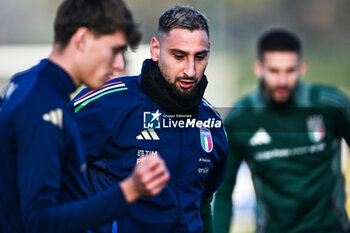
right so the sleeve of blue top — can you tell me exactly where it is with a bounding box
[14,110,128,233]
[202,127,229,199]
[202,152,227,200]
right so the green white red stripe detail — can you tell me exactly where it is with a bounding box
[74,81,122,102]
[74,81,127,112]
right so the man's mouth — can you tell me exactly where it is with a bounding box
[178,79,195,90]
[275,88,290,97]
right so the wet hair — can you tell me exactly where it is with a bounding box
[258,29,302,60]
[158,5,209,38]
[54,0,142,50]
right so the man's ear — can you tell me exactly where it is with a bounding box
[72,27,91,52]
[300,61,307,77]
[207,41,211,58]
[253,61,263,79]
[150,37,160,62]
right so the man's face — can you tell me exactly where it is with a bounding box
[78,30,127,89]
[150,28,210,98]
[254,51,306,103]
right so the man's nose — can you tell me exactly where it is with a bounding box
[184,59,196,77]
[112,52,126,73]
[278,73,288,86]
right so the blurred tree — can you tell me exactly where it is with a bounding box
[0,0,60,44]
[222,0,350,96]
[1,0,349,95]
[127,0,197,43]
[224,0,350,45]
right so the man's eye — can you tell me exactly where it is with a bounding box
[287,68,296,74]
[174,54,184,60]
[113,47,127,55]
[195,55,205,60]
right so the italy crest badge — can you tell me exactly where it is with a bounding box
[307,115,325,143]
[200,128,213,153]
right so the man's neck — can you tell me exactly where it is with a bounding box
[48,44,80,87]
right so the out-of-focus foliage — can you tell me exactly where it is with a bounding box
[0,0,61,43]
[223,0,350,43]
[0,0,349,98]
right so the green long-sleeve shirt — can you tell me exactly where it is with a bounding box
[214,82,350,233]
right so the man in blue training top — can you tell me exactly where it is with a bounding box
[0,0,169,233]
[72,5,229,233]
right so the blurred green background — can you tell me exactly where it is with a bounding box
[1,0,349,105]
[1,1,349,232]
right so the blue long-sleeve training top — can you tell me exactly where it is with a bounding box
[71,60,229,233]
[0,59,128,233]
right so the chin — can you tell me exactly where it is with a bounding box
[274,96,290,103]
[181,89,196,96]
[274,92,291,101]
[90,82,104,90]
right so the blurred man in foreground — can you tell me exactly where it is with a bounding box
[0,0,169,232]
[214,29,350,233]
[72,5,228,233]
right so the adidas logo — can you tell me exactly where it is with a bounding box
[42,108,63,130]
[249,128,271,146]
[136,129,159,140]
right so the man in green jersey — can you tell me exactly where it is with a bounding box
[213,29,350,233]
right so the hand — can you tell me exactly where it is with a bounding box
[120,154,170,203]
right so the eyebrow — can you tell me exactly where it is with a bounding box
[113,45,128,53]
[169,49,208,56]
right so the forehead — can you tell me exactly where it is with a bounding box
[262,51,299,67]
[160,28,209,52]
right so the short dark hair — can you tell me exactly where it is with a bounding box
[54,0,142,50]
[258,29,302,60]
[158,5,209,38]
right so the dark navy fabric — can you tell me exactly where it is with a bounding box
[0,59,128,233]
[72,67,229,233]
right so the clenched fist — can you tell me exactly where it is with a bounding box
[120,154,170,203]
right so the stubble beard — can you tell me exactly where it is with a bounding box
[161,72,200,100]
[261,78,297,104]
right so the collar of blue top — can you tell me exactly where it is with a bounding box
[140,59,208,118]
